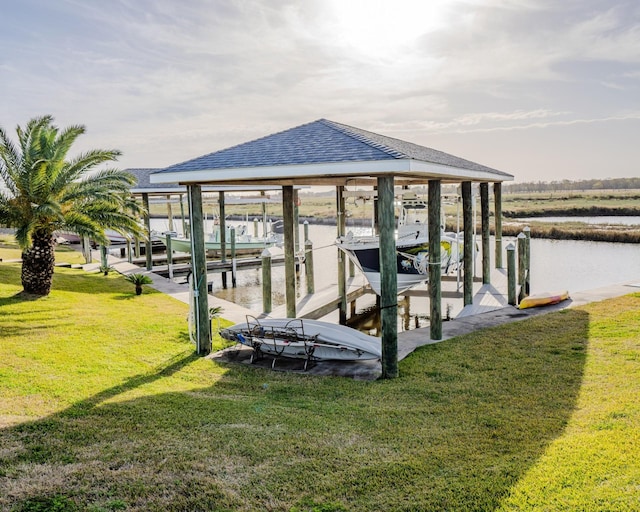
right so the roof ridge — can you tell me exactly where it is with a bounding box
[319,119,408,159]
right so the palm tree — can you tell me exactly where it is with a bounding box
[124,273,153,295]
[0,115,145,296]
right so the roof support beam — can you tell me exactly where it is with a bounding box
[429,180,442,341]
[336,186,347,324]
[282,185,297,318]
[481,182,491,284]
[378,176,398,379]
[462,181,474,305]
[494,182,503,268]
[187,184,211,355]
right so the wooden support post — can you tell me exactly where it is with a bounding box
[378,176,398,379]
[294,188,300,253]
[219,191,227,289]
[524,226,531,296]
[165,233,174,280]
[305,239,314,294]
[494,183,503,268]
[261,192,268,237]
[180,195,186,236]
[336,186,347,324]
[253,218,259,238]
[303,220,309,243]
[230,226,237,288]
[480,182,490,284]
[283,186,297,318]
[429,180,442,341]
[187,184,211,355]
[166,194,174,232]
[462,181,474,305]
[142,193,153,271]
[518,232,527,303]
[507,243,516,305]
[262,249,272,314]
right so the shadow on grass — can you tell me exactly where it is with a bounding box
[0,308,591,511]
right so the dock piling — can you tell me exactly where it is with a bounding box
[305,239,314,294]
[230,227,237,288]
[507,243,516,305]
[518,232,527,302]
[262,248,272,314]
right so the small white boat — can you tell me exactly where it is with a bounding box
[220,317,381,368]
[167,224,280,254]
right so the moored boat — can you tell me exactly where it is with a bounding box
[336,193,466,295]
[167,224,280,254]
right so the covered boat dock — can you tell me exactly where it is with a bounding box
[150,118,514,378]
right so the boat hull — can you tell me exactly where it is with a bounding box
[221,318,381,362]
[336,236,462,295]
[518,290,570,309]
[169,237,276,254]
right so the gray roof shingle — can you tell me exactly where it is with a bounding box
[155,119,511,179]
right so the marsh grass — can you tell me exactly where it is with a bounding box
[0,264,638,511]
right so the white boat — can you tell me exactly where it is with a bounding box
[220,317,381,368]
[336,194,465,295]
[167,224,280,254]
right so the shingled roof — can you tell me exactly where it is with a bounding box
[151,119,513,186]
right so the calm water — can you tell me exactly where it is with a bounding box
[516,216,640,226]
[150,218,640,313]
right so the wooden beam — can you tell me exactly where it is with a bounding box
[480,182,491,284]
[187,184,211,355]
[282,186,296,318]
[141,193,152,271]
[462,181,474,305]
[336,186,347,324]
[377,176,398,379]
[493,182,503,268]
[428,180,442,340]
[219,191,227,289]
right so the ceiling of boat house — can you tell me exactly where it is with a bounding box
[149,119,514,189]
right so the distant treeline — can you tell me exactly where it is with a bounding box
[505,177,640,193]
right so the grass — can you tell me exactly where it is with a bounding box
[0,264,638,511]
[0,234,87,266]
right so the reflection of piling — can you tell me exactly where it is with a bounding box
[507,243,516,305]
[262,249,272,314]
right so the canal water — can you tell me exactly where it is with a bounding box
[150,217,640,321]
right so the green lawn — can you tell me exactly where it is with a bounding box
[0,263,638,511]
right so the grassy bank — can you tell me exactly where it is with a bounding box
[0,264,638,511]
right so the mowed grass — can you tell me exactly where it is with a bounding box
[0,264,638,511]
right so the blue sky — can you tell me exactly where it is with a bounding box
[1,0,639,183]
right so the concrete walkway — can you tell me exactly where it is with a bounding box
[213,281,640,380]
[82,251,639,380]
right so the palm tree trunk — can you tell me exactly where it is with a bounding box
[21,230,56,296]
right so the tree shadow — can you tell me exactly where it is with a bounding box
[0,308,591,511]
